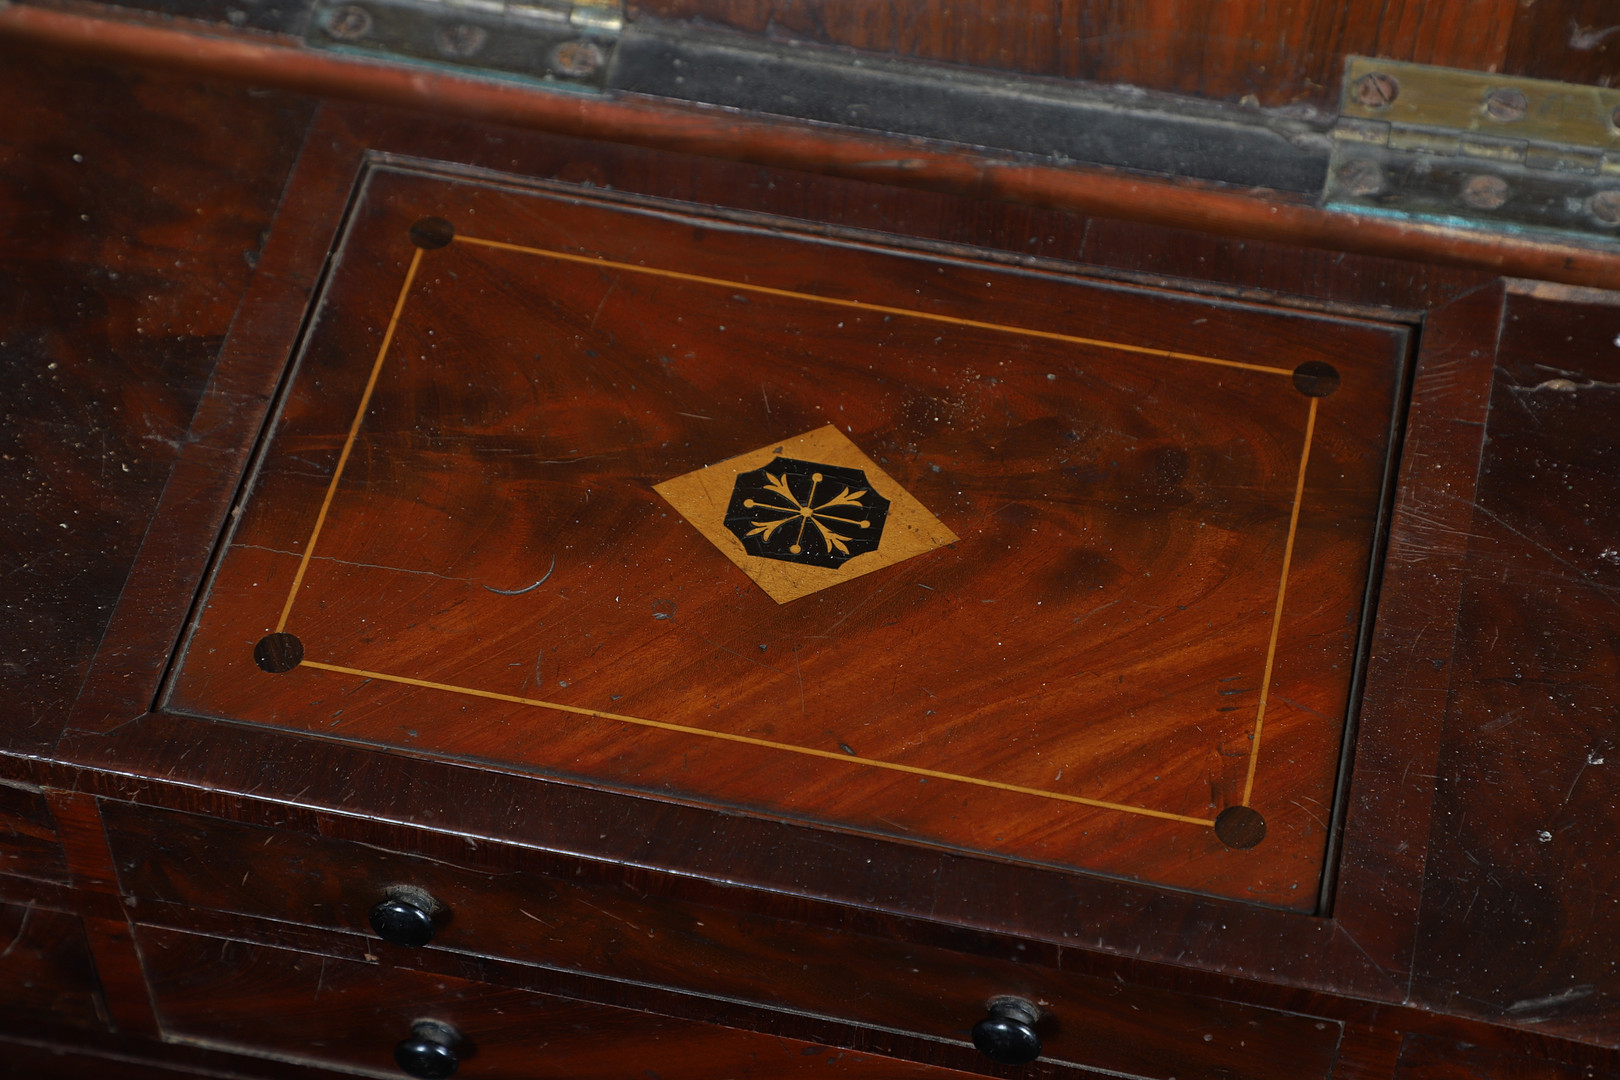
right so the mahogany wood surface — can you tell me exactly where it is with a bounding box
[164,162,1405,908]
[0,780,68,884]
[5,7,1619,292]
[51,94,1496,1012]
[48,789,163,1037]
[0,902,107,1032]
[1394,1033,1620,1080]
[0,39,315,753]
[1407,285,1620,1044]
[0,1040,357,1080]
[4,36,1620,1080]
[103,800,1345,1080]
[138,926,1005,1080]
[631,0,1618,111]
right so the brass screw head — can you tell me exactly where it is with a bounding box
[1484,86,1528,122]
[552,40,607,78]
[1336,159,1385,197]
[1460,174,1510,211]
[325,3,372,40]
[436,23,487,58]
[1588,190,1620,226]
[1353,72,1399,109]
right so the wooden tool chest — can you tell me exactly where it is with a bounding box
[2,12,1619,1080]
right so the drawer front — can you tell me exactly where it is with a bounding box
[108,801,1341,1080]
[138,925,980,1079]
[0,780,68,884]
[0,901,107,1032]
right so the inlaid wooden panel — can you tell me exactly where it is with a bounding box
[167,163,1407,910]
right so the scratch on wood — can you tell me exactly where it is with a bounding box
[485,553,556,595]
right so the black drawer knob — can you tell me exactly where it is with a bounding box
[971,997,1043,1065]
[395,1019,461,1079]
[370,891,439,948]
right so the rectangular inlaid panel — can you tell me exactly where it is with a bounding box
[167,165,1408,909]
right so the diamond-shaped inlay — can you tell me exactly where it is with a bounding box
[724,458,891,568]
[656,425,957,603]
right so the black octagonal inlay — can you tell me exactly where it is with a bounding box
[724,457,890,568]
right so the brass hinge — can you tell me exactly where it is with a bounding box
[1326,57,1620,239]
[307,0,622,91]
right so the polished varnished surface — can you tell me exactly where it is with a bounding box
[103,801,1345,1080]
[0,901,106,1031]
[7,40,1620,1080]
[632,0,1620,111]
[167,166,1404,908]
[0,42,314,754]
[140,927,991,1079]
[1409,286,1620,1041]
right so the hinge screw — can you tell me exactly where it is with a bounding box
[1609,105,1620,132]
[552,40,607,78]
[1460,174,1510,211]
[436,23,488,58]
[1336,159,1385,197]
[1588,190,1620,226]
[1353,72,1399,109]
[1484,86,1528,122]
[325,3,372,40]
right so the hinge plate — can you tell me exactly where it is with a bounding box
[307,0,622,92]
[1327,57,1620,240]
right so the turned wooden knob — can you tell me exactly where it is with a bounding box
[971,997,1042,1065]
[394,1019,460,1078]
[369,890,439,948]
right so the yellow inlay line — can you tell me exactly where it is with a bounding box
[268,230,1323,828]
[454,235,1296,378]
[1242,395,1319,807]
[299,659,1218,827]
[276,248,425,633]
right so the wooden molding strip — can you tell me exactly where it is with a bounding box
[4,4,1618,286]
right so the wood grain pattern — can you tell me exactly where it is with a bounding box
[1408,286,1620,1045]
[139,926,1001,1079]
[58,89,1505,1007]
[0,780,68,885]
[1394,1032,1620,1080]
[630,0,1373,107]
[46,790,160,1038]
[1373,0,1519,72]
[165,164,1406,908]
[0,902,108,1032]
[630,0,1611,109]
[0,1039,355,1080]
[1322,283,1504,983]
[0,41,315,754]
[103,801,1344,1080]
[6,9,1620,293]
[10,42,1620,1080]
[1504,1,1620,88]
